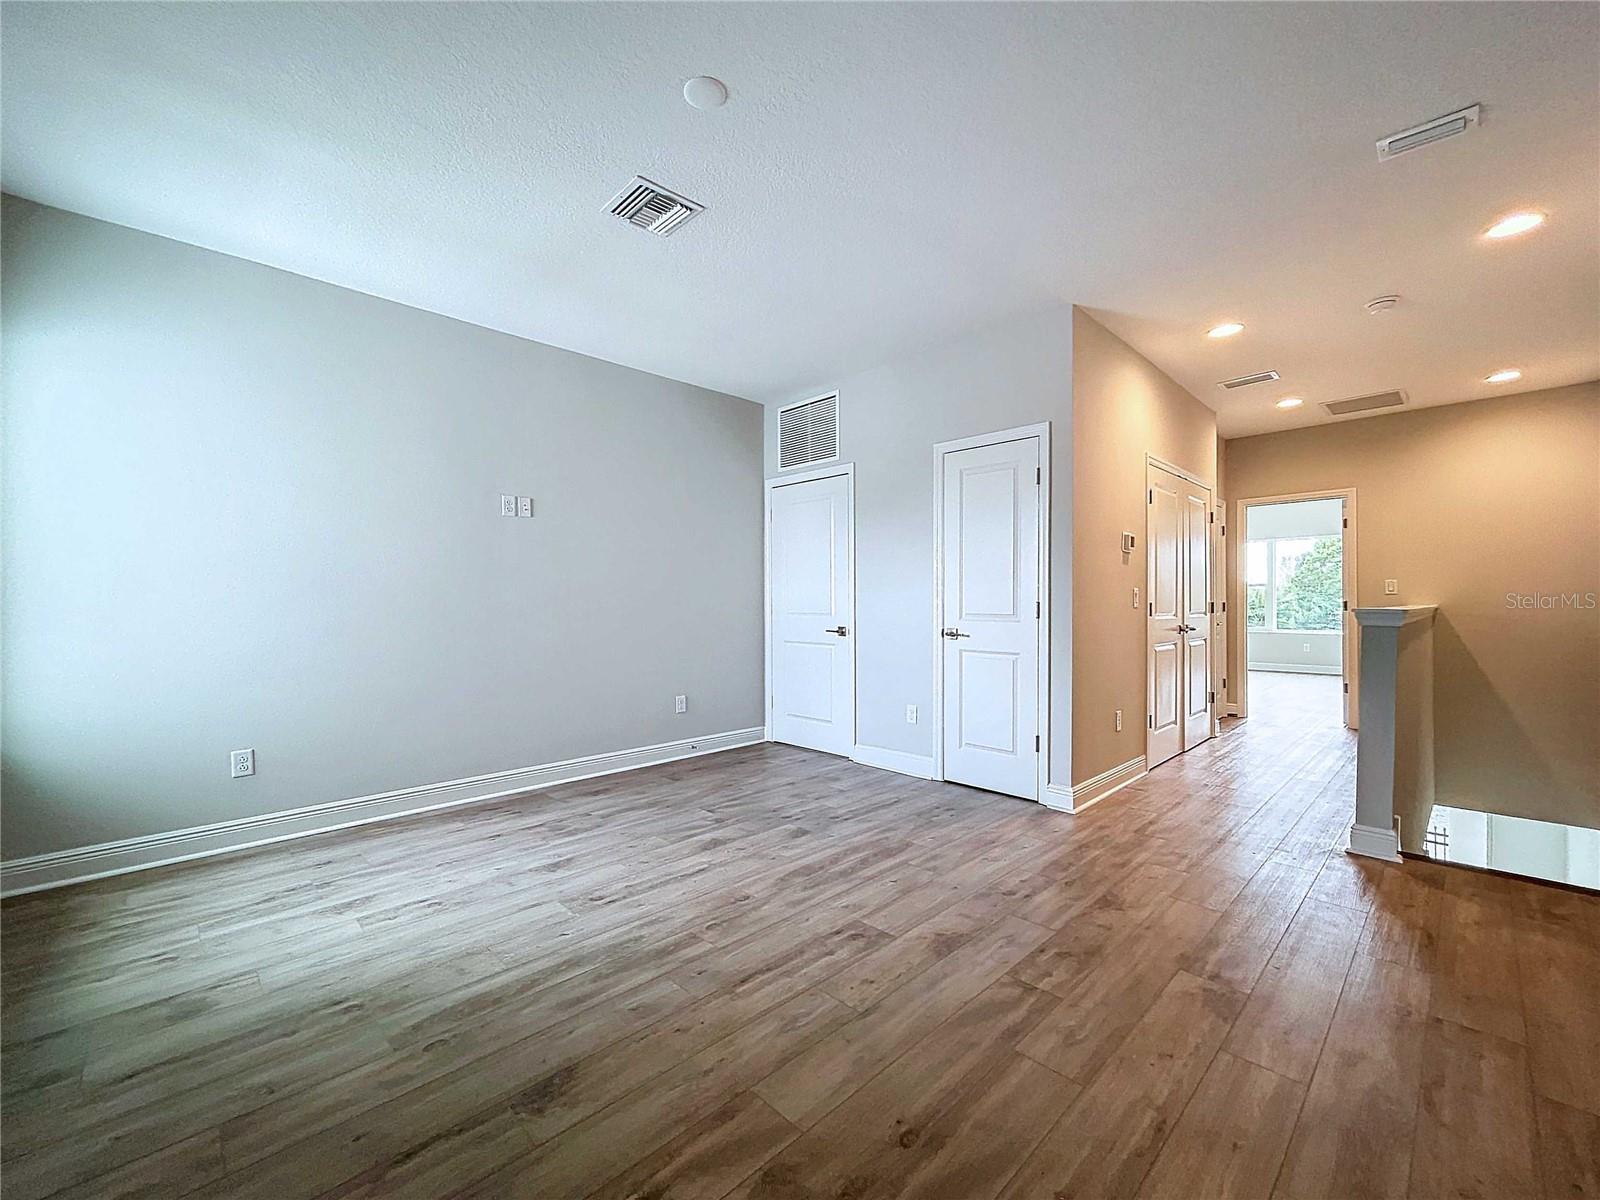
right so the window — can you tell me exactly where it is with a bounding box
[1245,535,1343,631]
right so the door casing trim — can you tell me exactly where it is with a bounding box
[1230,487,1359,728]
[764,462,857,752]
[931,422,1052,803]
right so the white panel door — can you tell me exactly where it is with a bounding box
[1148,463,1213,769]
[1147,471,1184,768]
[769,473,854,756]
[940,438,1040,800]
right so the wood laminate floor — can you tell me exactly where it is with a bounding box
[3,673,1597,1200]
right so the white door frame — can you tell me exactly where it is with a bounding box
[1231,487,1358,728]
[931,422,1052,802]
[1145,455,1214,765]
[764,462,857,747]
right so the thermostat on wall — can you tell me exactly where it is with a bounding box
[1121,532,1136,553]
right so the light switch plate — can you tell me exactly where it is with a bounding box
[1384,579,1399,595]
[674,694,687,714]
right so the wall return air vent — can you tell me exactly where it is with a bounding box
[778,394,839,470]
[608,176,703,237]
[1322,390,1408,417]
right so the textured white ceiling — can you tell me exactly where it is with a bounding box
[3,2,1596,436]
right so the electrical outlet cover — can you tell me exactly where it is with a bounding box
[517,496,534,518]
[231,748,255,778]
[500,494,517,517]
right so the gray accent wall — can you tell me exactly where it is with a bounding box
[1,197,764,860]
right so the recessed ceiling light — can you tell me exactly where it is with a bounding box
[682,76,728,110]
[1484,211,1546,239]
[1276,397,1304,409]
[1484,369,1523,384]
[1206,322,1245,339]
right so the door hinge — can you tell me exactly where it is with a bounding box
[1221,600,1227,612]
[1035,734,1040,751]
[1222,676,1228,690]
[1221,524,1226,537]
[1343,682,1350,693]
[1342,600,1349,610]
[1036,467,1041,485]
[1209,601,1215,614]
[1148,488,1153,504]
[1148,714,1154,729]
[1209,690,1215,704]
[1342,517,1348,528]
[1036,600,1041,619]
[1148,602,1153,616]
[1209,511,1215,523]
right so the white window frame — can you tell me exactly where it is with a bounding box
[1245,535,1343,635]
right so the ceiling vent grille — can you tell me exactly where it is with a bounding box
[778,394,839,470]
[1322,389,1408,417]
[608,176,703,237]
[1218,371,1281,390]
[1376,104,1480,161]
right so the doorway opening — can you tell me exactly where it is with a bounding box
[1235,492,1356,729]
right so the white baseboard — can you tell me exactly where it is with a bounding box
[1041,755,1147,814]
[850,743,935,780]
[1347,821,1401,863]
[1248,662,1342,676]
[0,727,767,897]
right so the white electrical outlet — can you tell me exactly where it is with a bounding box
[500,494,518,517]
[674,695,687,714]
[1384,579,1399,595]
[1115,709,1123,732]
[230,748,255,778]
[906,704,918,725]
[1303,642,1311,652]
[517,496,534,518]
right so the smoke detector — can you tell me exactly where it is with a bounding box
[1218,370,1281,390]
[608,177,704,237]
[1376,104,1480,161]
[1366,295,1401,314]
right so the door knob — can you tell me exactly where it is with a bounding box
[825,626,849,637]
[1176,624,1193,633]
[942,627,970,639]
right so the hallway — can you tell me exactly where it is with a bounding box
[2,688,1596,1199]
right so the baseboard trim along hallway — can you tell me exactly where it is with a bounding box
[0,727,766,897]
[1047,755,1148,814]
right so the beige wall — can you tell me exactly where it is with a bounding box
[1223,384,1600,829]
[1072,308,1218,786]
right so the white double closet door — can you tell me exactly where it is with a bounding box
[1147,462,1213,769]
[938,436,1042,801]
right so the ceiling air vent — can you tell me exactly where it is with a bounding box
[1218,371,1281,390]
[1376,104,1480,161]
[608,176,703,237]
[1322,390,1408,417]
[778,394,839,470]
